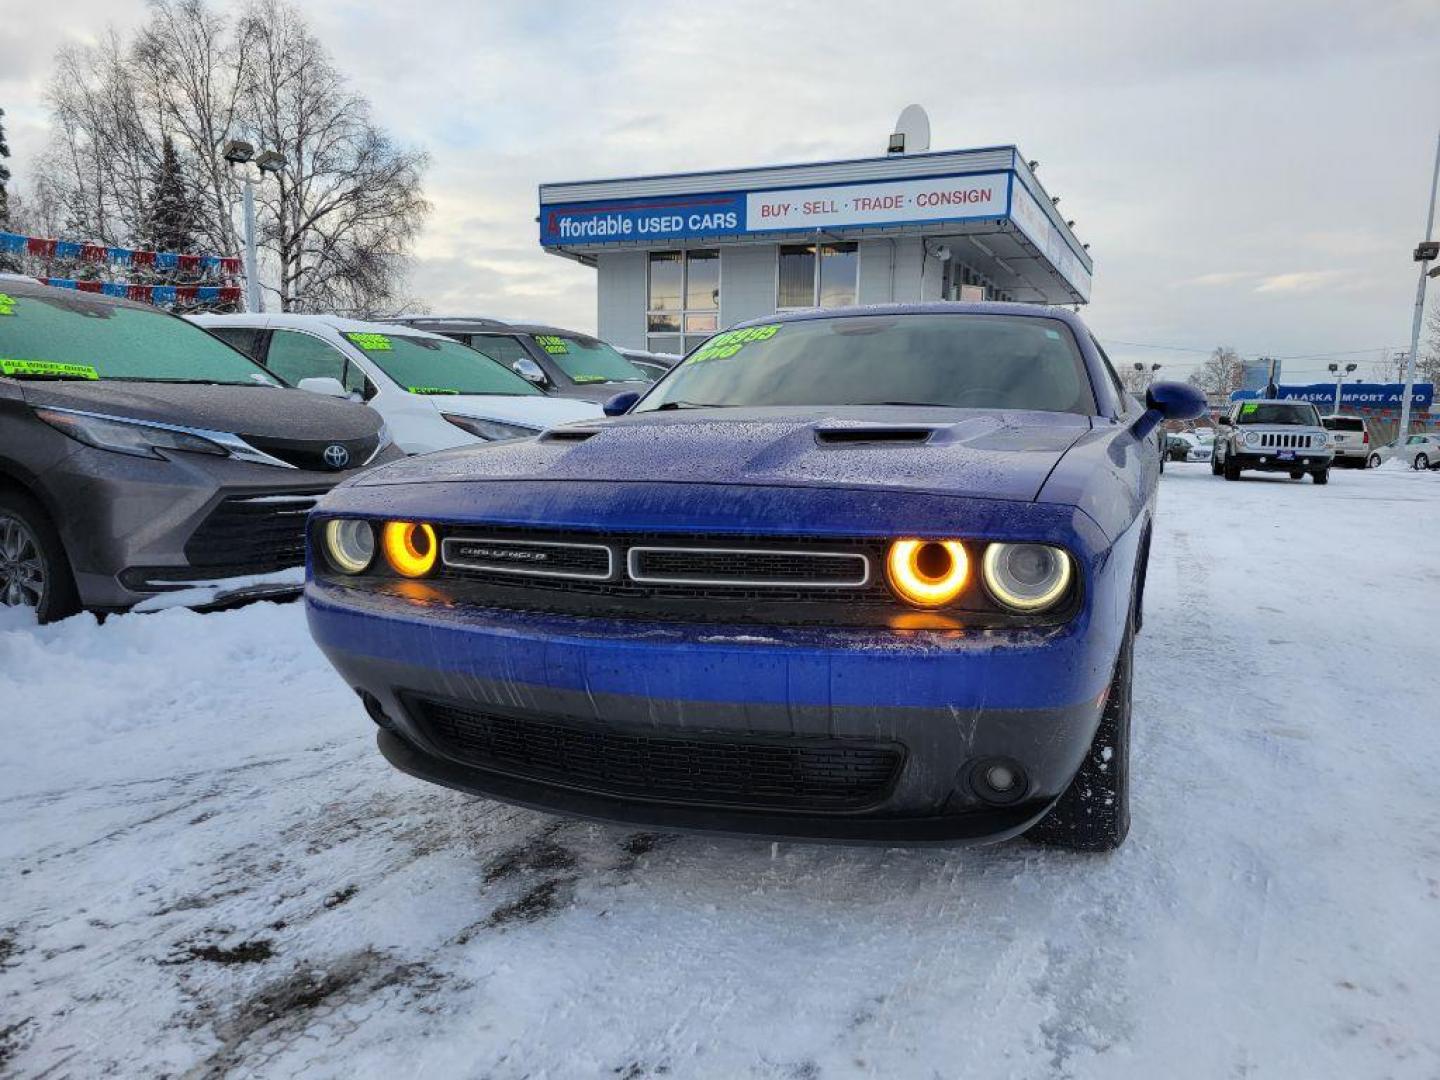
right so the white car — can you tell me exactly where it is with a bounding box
[190,314,600,454]
[1392,433,1440,470]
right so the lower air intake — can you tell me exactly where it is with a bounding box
[410,698,902,812]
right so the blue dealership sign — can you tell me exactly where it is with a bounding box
[1230,382,1434,410]
[540,192,747,246]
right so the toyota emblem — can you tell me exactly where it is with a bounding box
[322,444,351,469]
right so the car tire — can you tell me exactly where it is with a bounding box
[1027,621,1132,852]
[1368,453,1381,469]
[0,490,80,624]
[1210,452,1223,476]
[1417,453,1430,471]
[1223,455,1241,481]
[1312,468,1329,485]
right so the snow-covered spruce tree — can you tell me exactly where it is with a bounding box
[0,105,11,226]
[142,135,200,256]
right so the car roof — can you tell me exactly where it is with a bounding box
[727,300,1091,331]
[0,276,160,313]
[193,311,457,342]
[384,315,605,340]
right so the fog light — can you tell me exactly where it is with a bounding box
[382,521,438,577]
[967,757,1028,806]
[985,764,1017,792]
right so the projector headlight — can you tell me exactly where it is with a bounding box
[886,539,969,608]
[981,543,1073,613]
[1243,430,1260,447]
[382,521,438,577]
[322,519,376,574]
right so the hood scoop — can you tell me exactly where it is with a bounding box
[814,426,935,446]
[541,427,601,443]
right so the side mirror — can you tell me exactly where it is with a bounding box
[296,376,349,398]
[1145,381,1207,421]
[603,390,641,416]
[511,357,549,386]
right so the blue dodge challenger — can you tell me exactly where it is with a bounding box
[305,304,1204,851]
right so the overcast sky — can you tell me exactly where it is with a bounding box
[4,0,1439,380]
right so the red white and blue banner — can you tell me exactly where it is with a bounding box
[1,230,242,276]
[39,277,242,305]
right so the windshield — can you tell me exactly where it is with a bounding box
[1322,417,1365,432]
[345,332,543,396]
[1236,402,1320,426]
[0,291,278,385]
[636,314,1097,414]
[532,334,646,385]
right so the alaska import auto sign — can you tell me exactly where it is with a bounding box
[539,172,1009,246]
[1230,383,1435,410]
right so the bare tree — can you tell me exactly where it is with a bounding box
[1188,346,1244,399]
[25,0,428,314]
[236,0,428,314]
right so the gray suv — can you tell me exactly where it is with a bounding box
[0,280,399,621]
[1212,399,1334,483]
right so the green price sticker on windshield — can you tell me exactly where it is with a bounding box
[571,374,607,384]
[407,386,458,395]
[535,335,569,354]
[1241,402,1258,415]
[0,294,16,316]
[346,332,392,351]
[687,324,780,365]
[1,359,100,379]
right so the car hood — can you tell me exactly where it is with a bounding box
[433,393,601,427]
[21,380,382,442]
[353,406,1093,502]
[556,379,651,403]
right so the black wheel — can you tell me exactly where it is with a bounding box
[1368,453,1381,469]
[1028,623,1132,852]
[0,491,80,623]
[1223,454,1241,481]
[1312,468,1329,485]
[1417,453,1430,471]
[1289,468,1304,480]
[1210,452,1222,476]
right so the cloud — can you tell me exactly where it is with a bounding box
[6,0,1439,356]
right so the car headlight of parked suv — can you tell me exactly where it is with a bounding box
[1242,430,1260,447]
[441,414,540,442]
[35,407,290,466]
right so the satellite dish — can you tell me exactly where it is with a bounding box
[888,105,931,155]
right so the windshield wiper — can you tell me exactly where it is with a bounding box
[3,372,97,382]
[870,400,949,407]
[654,400,729,410]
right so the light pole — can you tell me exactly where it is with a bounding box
[222,140,286,313]
[1132,361,1161,388]
[1398,130,1440,440]
[1328,361,1358,412]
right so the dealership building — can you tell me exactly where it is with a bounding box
[538,141,1092,354]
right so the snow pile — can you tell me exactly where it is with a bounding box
[3,465,1439,1078]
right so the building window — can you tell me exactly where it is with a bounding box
[777,243,858,309]
[648,249,718,354]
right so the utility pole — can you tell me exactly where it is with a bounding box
[222,139,286,314]
[1328,361,1357,412]
[1398,130,1440,440]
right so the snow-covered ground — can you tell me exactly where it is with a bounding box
[3,464,1439,1079]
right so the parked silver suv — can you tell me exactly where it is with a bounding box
[1212,399,1333,483]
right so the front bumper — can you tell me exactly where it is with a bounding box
[306,580,1117,845]
[1231,449,1333,472]
[37,443,398,610]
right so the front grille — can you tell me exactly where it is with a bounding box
[628,547,869,587]
[410,697,903,812]
[1258,432,1315,449]
[440,537,612,580]
[243,433,379,472]
[185,491,324,571]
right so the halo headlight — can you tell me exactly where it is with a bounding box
[981,543,1073,613]
[886,539,969,608]
[382,521,438,578]
[322,518,375,575]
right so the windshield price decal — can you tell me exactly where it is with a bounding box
[1,358,100,379]
[0,294,16,316]
[687,324,780,364]
[535,335,569,354]
[1241,402,1259,415]
[407,386,459,395]
[571,374,607,383]
[345,332,392,351]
